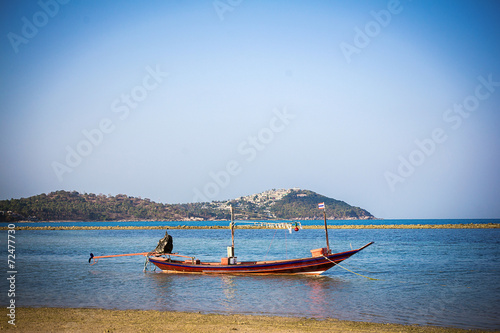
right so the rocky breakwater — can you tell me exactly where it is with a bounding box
[2,223,498,231]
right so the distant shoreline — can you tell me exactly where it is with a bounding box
[3,223,498,231]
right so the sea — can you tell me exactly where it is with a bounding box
[1,219,499,330]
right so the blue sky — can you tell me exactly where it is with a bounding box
[1,0,499,219]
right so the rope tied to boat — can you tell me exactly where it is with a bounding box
[143,256,151,272]
[322,255,379,280]
[264,228,278,261]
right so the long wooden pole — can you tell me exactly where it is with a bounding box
[91,252,149,260]
[230,205,235,254]
[323,206,330,253]
[88,252,195,265]
[88,252,149,265]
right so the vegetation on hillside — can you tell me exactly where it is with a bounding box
[269,190,373,219]
[0,191,187,222]
[0,189,374,222]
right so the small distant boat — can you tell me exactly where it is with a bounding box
[90,203,373,275]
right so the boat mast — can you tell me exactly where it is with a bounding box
[230,205,235,250]
[323,204,330,253]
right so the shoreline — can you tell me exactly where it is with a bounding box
[1,307,480,332]
[2,223,498,231]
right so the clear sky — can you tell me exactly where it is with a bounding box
[1,0,499,219]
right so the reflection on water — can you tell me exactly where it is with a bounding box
[144,271,352,319]
[303,277,337,318]
[220,276,237,312]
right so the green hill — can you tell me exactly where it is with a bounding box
[0,189,374,222]
[269,189,373,220]
[0,191,187,222]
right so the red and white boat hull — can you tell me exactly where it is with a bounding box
[147,242,373,275]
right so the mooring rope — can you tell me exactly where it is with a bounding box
[143,256,156,272]
[323,255,379,280]
[143,256,150,272]
[284,228,288,259]
[264,228,278,261]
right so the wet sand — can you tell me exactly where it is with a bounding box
[3,223,498,231]
[1,307,481,333]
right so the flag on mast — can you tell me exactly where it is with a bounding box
[318,202,325,209]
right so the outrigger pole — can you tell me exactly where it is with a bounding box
[88,252,194,265]
[88,252,149,265]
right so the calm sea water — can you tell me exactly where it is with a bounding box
[1,221,499,330]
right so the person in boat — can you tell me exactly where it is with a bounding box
[153,230,173,254]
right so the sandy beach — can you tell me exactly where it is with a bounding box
[1,307,483,333]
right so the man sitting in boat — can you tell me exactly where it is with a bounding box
[153,230,173,254]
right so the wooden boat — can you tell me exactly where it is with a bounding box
[146,242,373,275]
[146,204,372,275]
[89,203,373,276]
